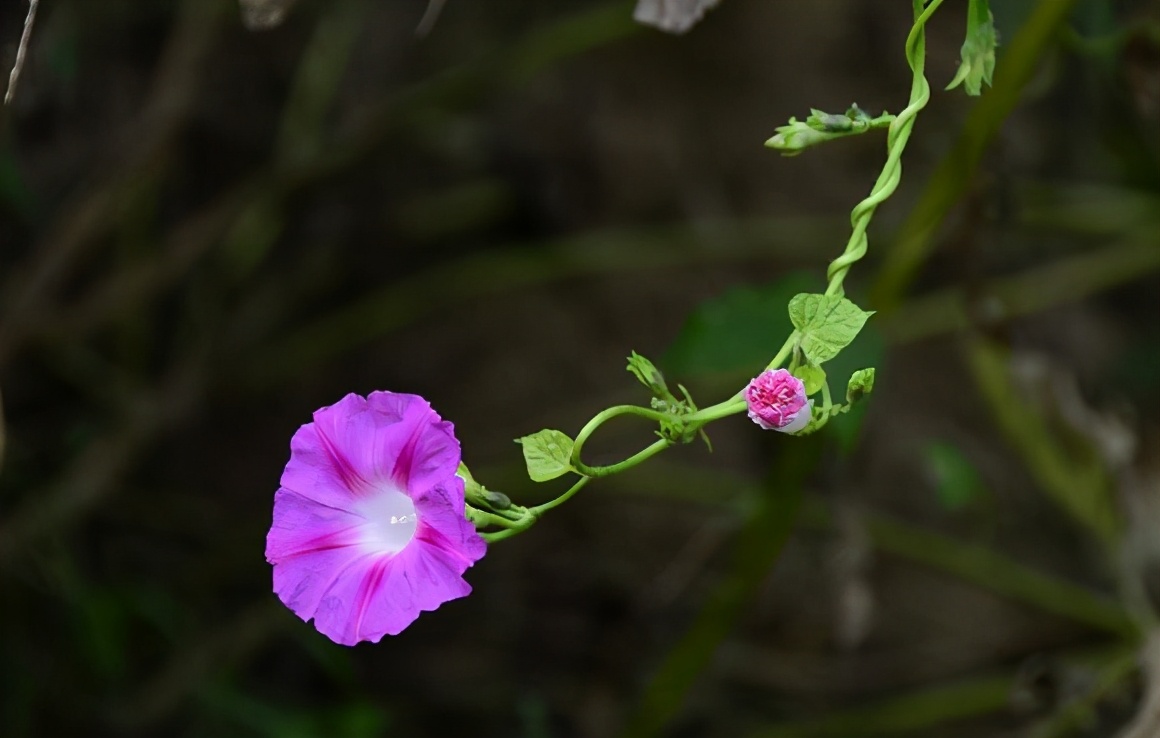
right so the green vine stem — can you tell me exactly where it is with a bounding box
[579,0,939,464]
[475,0,946,537]
[871,0,1080,309]
[569,405,673,478]
[825,0,941,298]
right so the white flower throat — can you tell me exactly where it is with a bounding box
[355,484,418,554]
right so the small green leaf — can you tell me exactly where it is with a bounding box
[792,365,826,396]
[788,293,874,364]
[946,0,997,96]
[516,429,575,482]
[846,368,876,404]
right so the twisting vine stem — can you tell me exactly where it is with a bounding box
[571,0,942,471]
[826,0,942,297]
[472,0,949,537]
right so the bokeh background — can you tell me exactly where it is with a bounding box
[2,0,1160,736]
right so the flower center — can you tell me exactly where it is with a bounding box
[355,484,418,555]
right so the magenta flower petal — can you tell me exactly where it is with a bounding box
[266,391,486,645]
[745,369,811,432]
[280,392,461,505]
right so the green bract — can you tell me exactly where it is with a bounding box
[946,0,996,96]
[788,293,874,364]
[516,429,576,482]
[627,351,674,402]
[846,367,876,403]
[764,120,831,156]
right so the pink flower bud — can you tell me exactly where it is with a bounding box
[745,369,811,433]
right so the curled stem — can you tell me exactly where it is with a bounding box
[528,476,591,516]
[573,438,672,478]
[570,405,673,477]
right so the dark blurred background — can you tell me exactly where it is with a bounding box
[2,0,1160,736]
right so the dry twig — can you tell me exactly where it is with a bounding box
[3,0,38,105]
[0,0,225,364]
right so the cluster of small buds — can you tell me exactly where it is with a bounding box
[765,104,892,156]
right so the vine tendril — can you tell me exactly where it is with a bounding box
[479,0,948,536]
[825,0,943,297]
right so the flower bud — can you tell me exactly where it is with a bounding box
[765,119,832,156]
[745,369,811,433]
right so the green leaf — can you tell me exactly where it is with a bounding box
[946,0,997,96]
[516,429,575,482]
[665,273,819,377]
[792,365,826,396]
[788,293,875,364]
[846,368,876,404]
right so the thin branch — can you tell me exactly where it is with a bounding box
[0,0,225,364]
[3,0,38,105]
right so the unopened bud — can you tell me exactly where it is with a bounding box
[745,369,811,433]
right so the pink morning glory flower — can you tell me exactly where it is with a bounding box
[745,369,811,433]
[265,391,486,645]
